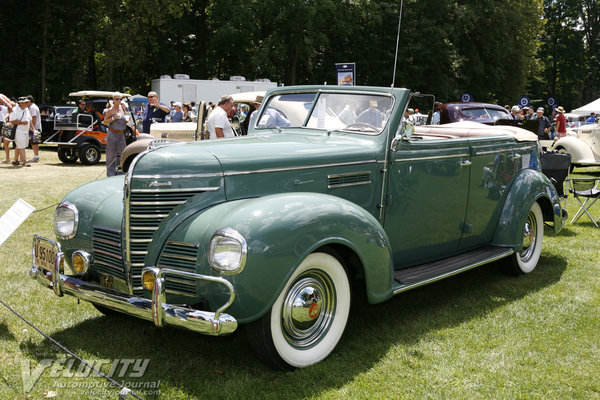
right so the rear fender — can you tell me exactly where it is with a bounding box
[552,136,595,164]
[492,169,562,248]
[167,193,393,323]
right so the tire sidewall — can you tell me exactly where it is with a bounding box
[516,202,544,273]
[269,252,350,368]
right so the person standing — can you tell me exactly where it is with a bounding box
[586,112,596,124]
[8,97,32,166]
[0,102,10,163]
[531,107,551,140]
[356,100,383,127]
[555,106,567,138]
[171,102,183,122]
[26,95,41,162]
[206,95,235,139]
[103,94,127,176]
[142,91,170,133]
[182,103,195,122]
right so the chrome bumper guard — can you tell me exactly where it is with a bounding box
[31,236,237,336]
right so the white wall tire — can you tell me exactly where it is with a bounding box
[246,252,351,370]
[503,202,544,275]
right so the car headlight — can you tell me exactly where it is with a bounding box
[208,228,247,275]
[54,202,79,239]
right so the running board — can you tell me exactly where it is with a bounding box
[392,246,514,295]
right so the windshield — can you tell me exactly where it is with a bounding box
[255,92,394,134]
[461,107,511,121]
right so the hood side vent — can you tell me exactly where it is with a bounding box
[328,171,371,189]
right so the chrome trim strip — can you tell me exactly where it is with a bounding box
[474,148,515,156]
[130,214,170,219]
[130,239,152,243]
[160,253,197,262]
[94,260,125,270]
[130,201,186,206]
[223,160,377,176]
[94,248,123,259]
[328,181,372,189]
[92,237,121,247]
[166,288,196,297]
[166,241,199,249]
[157,264,196,273]
[328,171,371,179]
[397,153,470,162]
[130,226,159,231]
[392,249,514,296]
[133,173,222,179]
[93,225,121,234]
[131,187,220,193]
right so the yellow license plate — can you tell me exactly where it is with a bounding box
[33,236,62,272]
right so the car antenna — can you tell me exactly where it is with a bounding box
[391,0,404,88]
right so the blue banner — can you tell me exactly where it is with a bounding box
[336,63,356,86]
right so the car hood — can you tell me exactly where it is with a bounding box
[132,132,380,198]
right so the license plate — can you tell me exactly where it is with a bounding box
[33,236,62,272]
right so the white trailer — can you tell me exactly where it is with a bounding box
[151,75,277,105]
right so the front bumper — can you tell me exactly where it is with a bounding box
[31,236,237,335]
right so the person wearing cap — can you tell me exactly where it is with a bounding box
[357,100,383,128]
[530,107,551,140]
[8,97,32,166]
[102,93,127,176]
[26,95,41,162]
[142,92,170,133]
[171,102,183,123]
[555,106,567,138]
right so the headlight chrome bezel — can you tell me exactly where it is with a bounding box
[208,228,248,275]
[54,201,79,240]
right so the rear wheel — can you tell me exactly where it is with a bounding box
[503,202,544,275]
[246,252,351,370]
[57,147,78,163]
[78,143,101,165]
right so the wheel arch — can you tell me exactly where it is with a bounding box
[492,169,562,249]
[553,136,595,164]
[169,193,394,323]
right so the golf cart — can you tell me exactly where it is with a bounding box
[44,91,140,165]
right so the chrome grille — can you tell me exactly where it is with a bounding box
[92,226,126,282]
[127,188,207,293]
[157,241,199,297]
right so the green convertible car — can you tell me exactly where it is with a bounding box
[32,85,566,370]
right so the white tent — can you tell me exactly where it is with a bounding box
[571,98,600,116]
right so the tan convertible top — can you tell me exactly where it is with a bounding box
[415,121,538,141]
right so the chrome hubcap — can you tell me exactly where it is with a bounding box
[281,269,335,348]
[520,211,537,262]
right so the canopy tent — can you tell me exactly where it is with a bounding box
[129,94,149,104]
[571,98,600,116]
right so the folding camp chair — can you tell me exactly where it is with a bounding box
[541,152,571,209]
[567,177,600,227]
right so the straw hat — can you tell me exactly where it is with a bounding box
[556,106,565,113]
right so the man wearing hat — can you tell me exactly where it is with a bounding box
[170,102,183,123]
[8,97,32,166]
[531,107,551,140]
[555,106,567,138]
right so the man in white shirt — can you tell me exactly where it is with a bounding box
[8,97,32,166]
[27,95,41,162]
[207,95,235,139]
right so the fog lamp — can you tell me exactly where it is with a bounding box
[142,270,156,291]
[71,250,91,274]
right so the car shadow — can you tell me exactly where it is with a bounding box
[20,255,567,399]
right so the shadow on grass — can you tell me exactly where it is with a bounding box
[19,255,567,399]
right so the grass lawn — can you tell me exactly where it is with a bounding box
[0,147,598,399]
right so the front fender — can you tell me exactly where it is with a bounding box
[492,169,562,248]
[552,136,595,164]
[168,193,393,323]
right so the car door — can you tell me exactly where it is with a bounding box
[458,136,520,250]
[384,137,471,269]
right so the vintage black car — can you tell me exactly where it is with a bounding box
[439,102,513,125]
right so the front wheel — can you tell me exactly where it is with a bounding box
[78,143,101,165]
[503,202,544,275]
[246,252,351,370]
